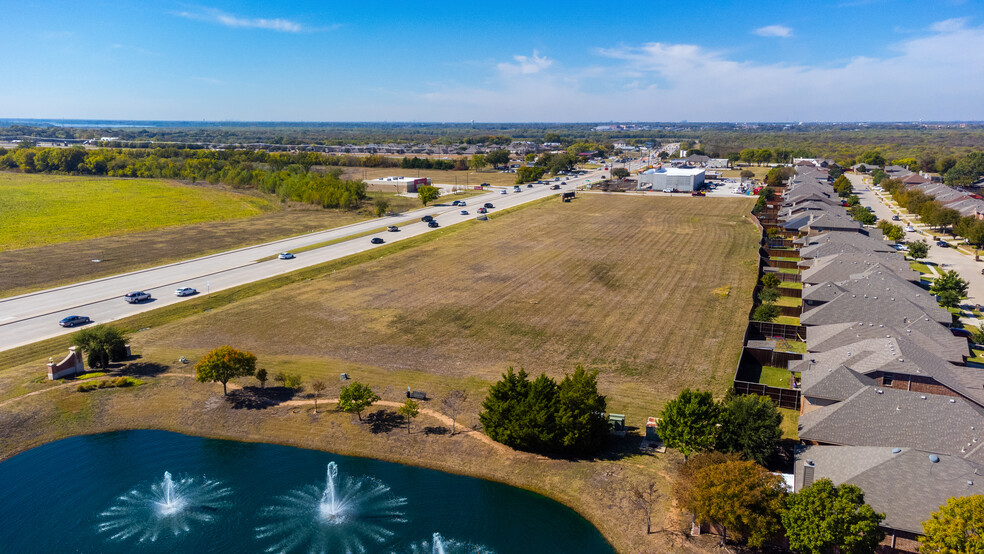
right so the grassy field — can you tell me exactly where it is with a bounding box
[721,166,772,179]
[342,166,520,188]
[0,173,274,250]
[0,194,758,553]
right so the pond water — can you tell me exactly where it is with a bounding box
[0,430,612,553]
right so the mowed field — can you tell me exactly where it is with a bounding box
[0,173,273,250]
[140,194,759,413]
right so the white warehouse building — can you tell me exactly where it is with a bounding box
[636,167,705,192]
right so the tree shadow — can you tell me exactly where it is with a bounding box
[121,361,169,377]
[365,409,403,434]
[225,386,296,410]
[422,425,449,436]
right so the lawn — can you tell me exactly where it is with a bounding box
[777,267,800,274]
[779,281,803,290]
[910,261,934,275]
[0,194,758,553]
[721,166,772,179]
[736,364,795,388]
[775,315,801,325]
[778,408,800,440]
[0,173,273,250]
[775,296,802,308]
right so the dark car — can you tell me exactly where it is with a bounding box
[427,220,439,228]
[551,184,560,190]
[950,327,973,338]
[527,183,533,188]
[59,315,91,327]
[370,237,384,244]
[451,200,461,206]
[421,215,434,222]
[387,225,399,232]
[937,240,950,247]
[891,215,901,221]
[484,203,494,209]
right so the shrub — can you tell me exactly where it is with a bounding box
[758,287,780,303]
[753,303,780,322]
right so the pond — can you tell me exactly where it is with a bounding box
[0,430,612,553]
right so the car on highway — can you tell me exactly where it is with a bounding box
[421,215,434,222]
[500,189,507,194]
[550,184,561,190]
[459,210,468,215]
[527,183,533,188]
[371,237,385,244]
[278,252,295,260]
[59,315,91,327]
[124,291,152,303]
[663,188,674,193]
[904,225,916,232]
[458,201,466,206]
[175,287,198,297]
[554,177,560,181]
[387,225,399,232]
[891,215,901,221]
[477,207,487,214]
[484,202,494,209]
[427,220,440,228]
[451,200,462,206]
[936,240,950,247]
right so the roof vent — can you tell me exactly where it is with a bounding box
[921,395,927,399]
[951,399,957,403]
[969,481,974,486]
[892,448,901,453]
[900,358,905,363]
[874,296,878,300]
[929,454,940,463]
[805,459,814,466]
[876,389,884,394]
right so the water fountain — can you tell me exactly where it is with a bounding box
[396,532,495,554]
[255,461,408,553]
[96,471,232,543]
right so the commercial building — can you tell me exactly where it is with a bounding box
[365,176,431,193]
[636,167,705,192]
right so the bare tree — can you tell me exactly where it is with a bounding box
[440,389,468,435]
[311,380,327,413]
[632,481,661,535]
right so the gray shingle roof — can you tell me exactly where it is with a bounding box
[801,253,917,285]
[802,271,949,322]
[794,445,984,534]
[800,291,948,327]
[805,320,968,363]
[800,365,876,401]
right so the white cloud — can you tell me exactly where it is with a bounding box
[497,50,553,75]
[930,17,968,32]
[175,8,308,33]
[401,19,984,122]
[754,24,793,38]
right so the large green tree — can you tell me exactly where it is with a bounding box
[194,345,257,395]
[717,393,783,465]
[920,495,984,553]
[485,149,510,169]
[71,325,129,369]
[908,239,930,261]
[782,478,885,554]
[339,381,380,421]
[930,269,969,309]
[555,366,609,455]
[658,388,721,457]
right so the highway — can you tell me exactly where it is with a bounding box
[0,168,615,352]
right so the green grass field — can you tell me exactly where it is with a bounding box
[0,173,273,250]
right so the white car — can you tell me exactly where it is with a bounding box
[278,252,295,260]
[904,226,916,233]
[175,287,198,297]
[893,244,909,252]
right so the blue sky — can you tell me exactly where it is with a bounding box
[2,0,983,122]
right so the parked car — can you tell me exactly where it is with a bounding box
[387,225,400,232]
[691,190,706,197]
[175,287,198,297]
[59,315,91,327]
[421,215,434,222]
[278,252,295,260]
[936,240,950,248]
[663,188,674,193]
[891,215,901,221]
[950,327,973,338]
[428,220,440,228]
[484,203,494,208]
[893,244,909,252]
[370,237,384,244]
[124,291,152,303]
[904,225,916,232]
[459,210,468,215]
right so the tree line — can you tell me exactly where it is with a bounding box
[0,145,368,209]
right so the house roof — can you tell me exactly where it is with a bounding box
[800,289,950,327]
[794,445,984,534]
[798,386,984,463]
[805,320,968,363]
[803,271,949,321]
[800,365,876,401]
[799,233,897,259]
[801,253,917,285]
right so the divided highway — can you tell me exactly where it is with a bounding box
[0,171,607,352]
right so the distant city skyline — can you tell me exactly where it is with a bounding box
[2,1,983,122]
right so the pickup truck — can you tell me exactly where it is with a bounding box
[124,291,152,303]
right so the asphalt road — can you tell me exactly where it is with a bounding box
[848,173,984,312]
[0,171,606,352]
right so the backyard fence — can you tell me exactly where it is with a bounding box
[732,380,801,410]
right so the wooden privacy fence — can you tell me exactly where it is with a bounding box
[750,321,807,341]
[733,380,801,410]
